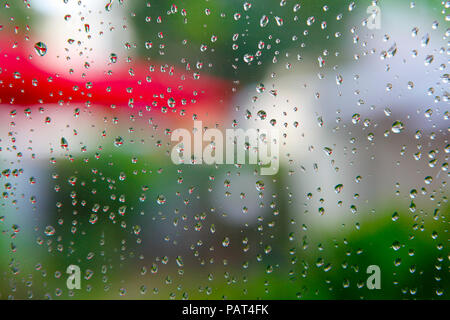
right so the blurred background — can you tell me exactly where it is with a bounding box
[0,0,448,299]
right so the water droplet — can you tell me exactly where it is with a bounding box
[256,180,265,191]
[243,54,254,63]
[391,241,401,251]
[260,15,269,27]
[256,83,265,93]
[391,121,404,133]
[424,55,434,66]
[222,237,230,247]
[421,33,430,47]
[44,225,55,236]
[156,195,166,205]
[392,212,399,221]
[114,136,124,147]
[176,256,184,267]
[109,53,118,63]
[105,0,114,11]
[334,184,344,193]
[60,137,68,149]
[274,16,283,26]
[167,97,176,108]
[257,110,267,120]
[323,147,333,156]
[34,42,47,56]
[306,16,315,26]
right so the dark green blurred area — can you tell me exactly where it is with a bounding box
[131,0,349,82]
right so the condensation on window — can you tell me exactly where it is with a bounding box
[0,0,447,300]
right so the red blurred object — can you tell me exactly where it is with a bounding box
[0,37,232,122]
